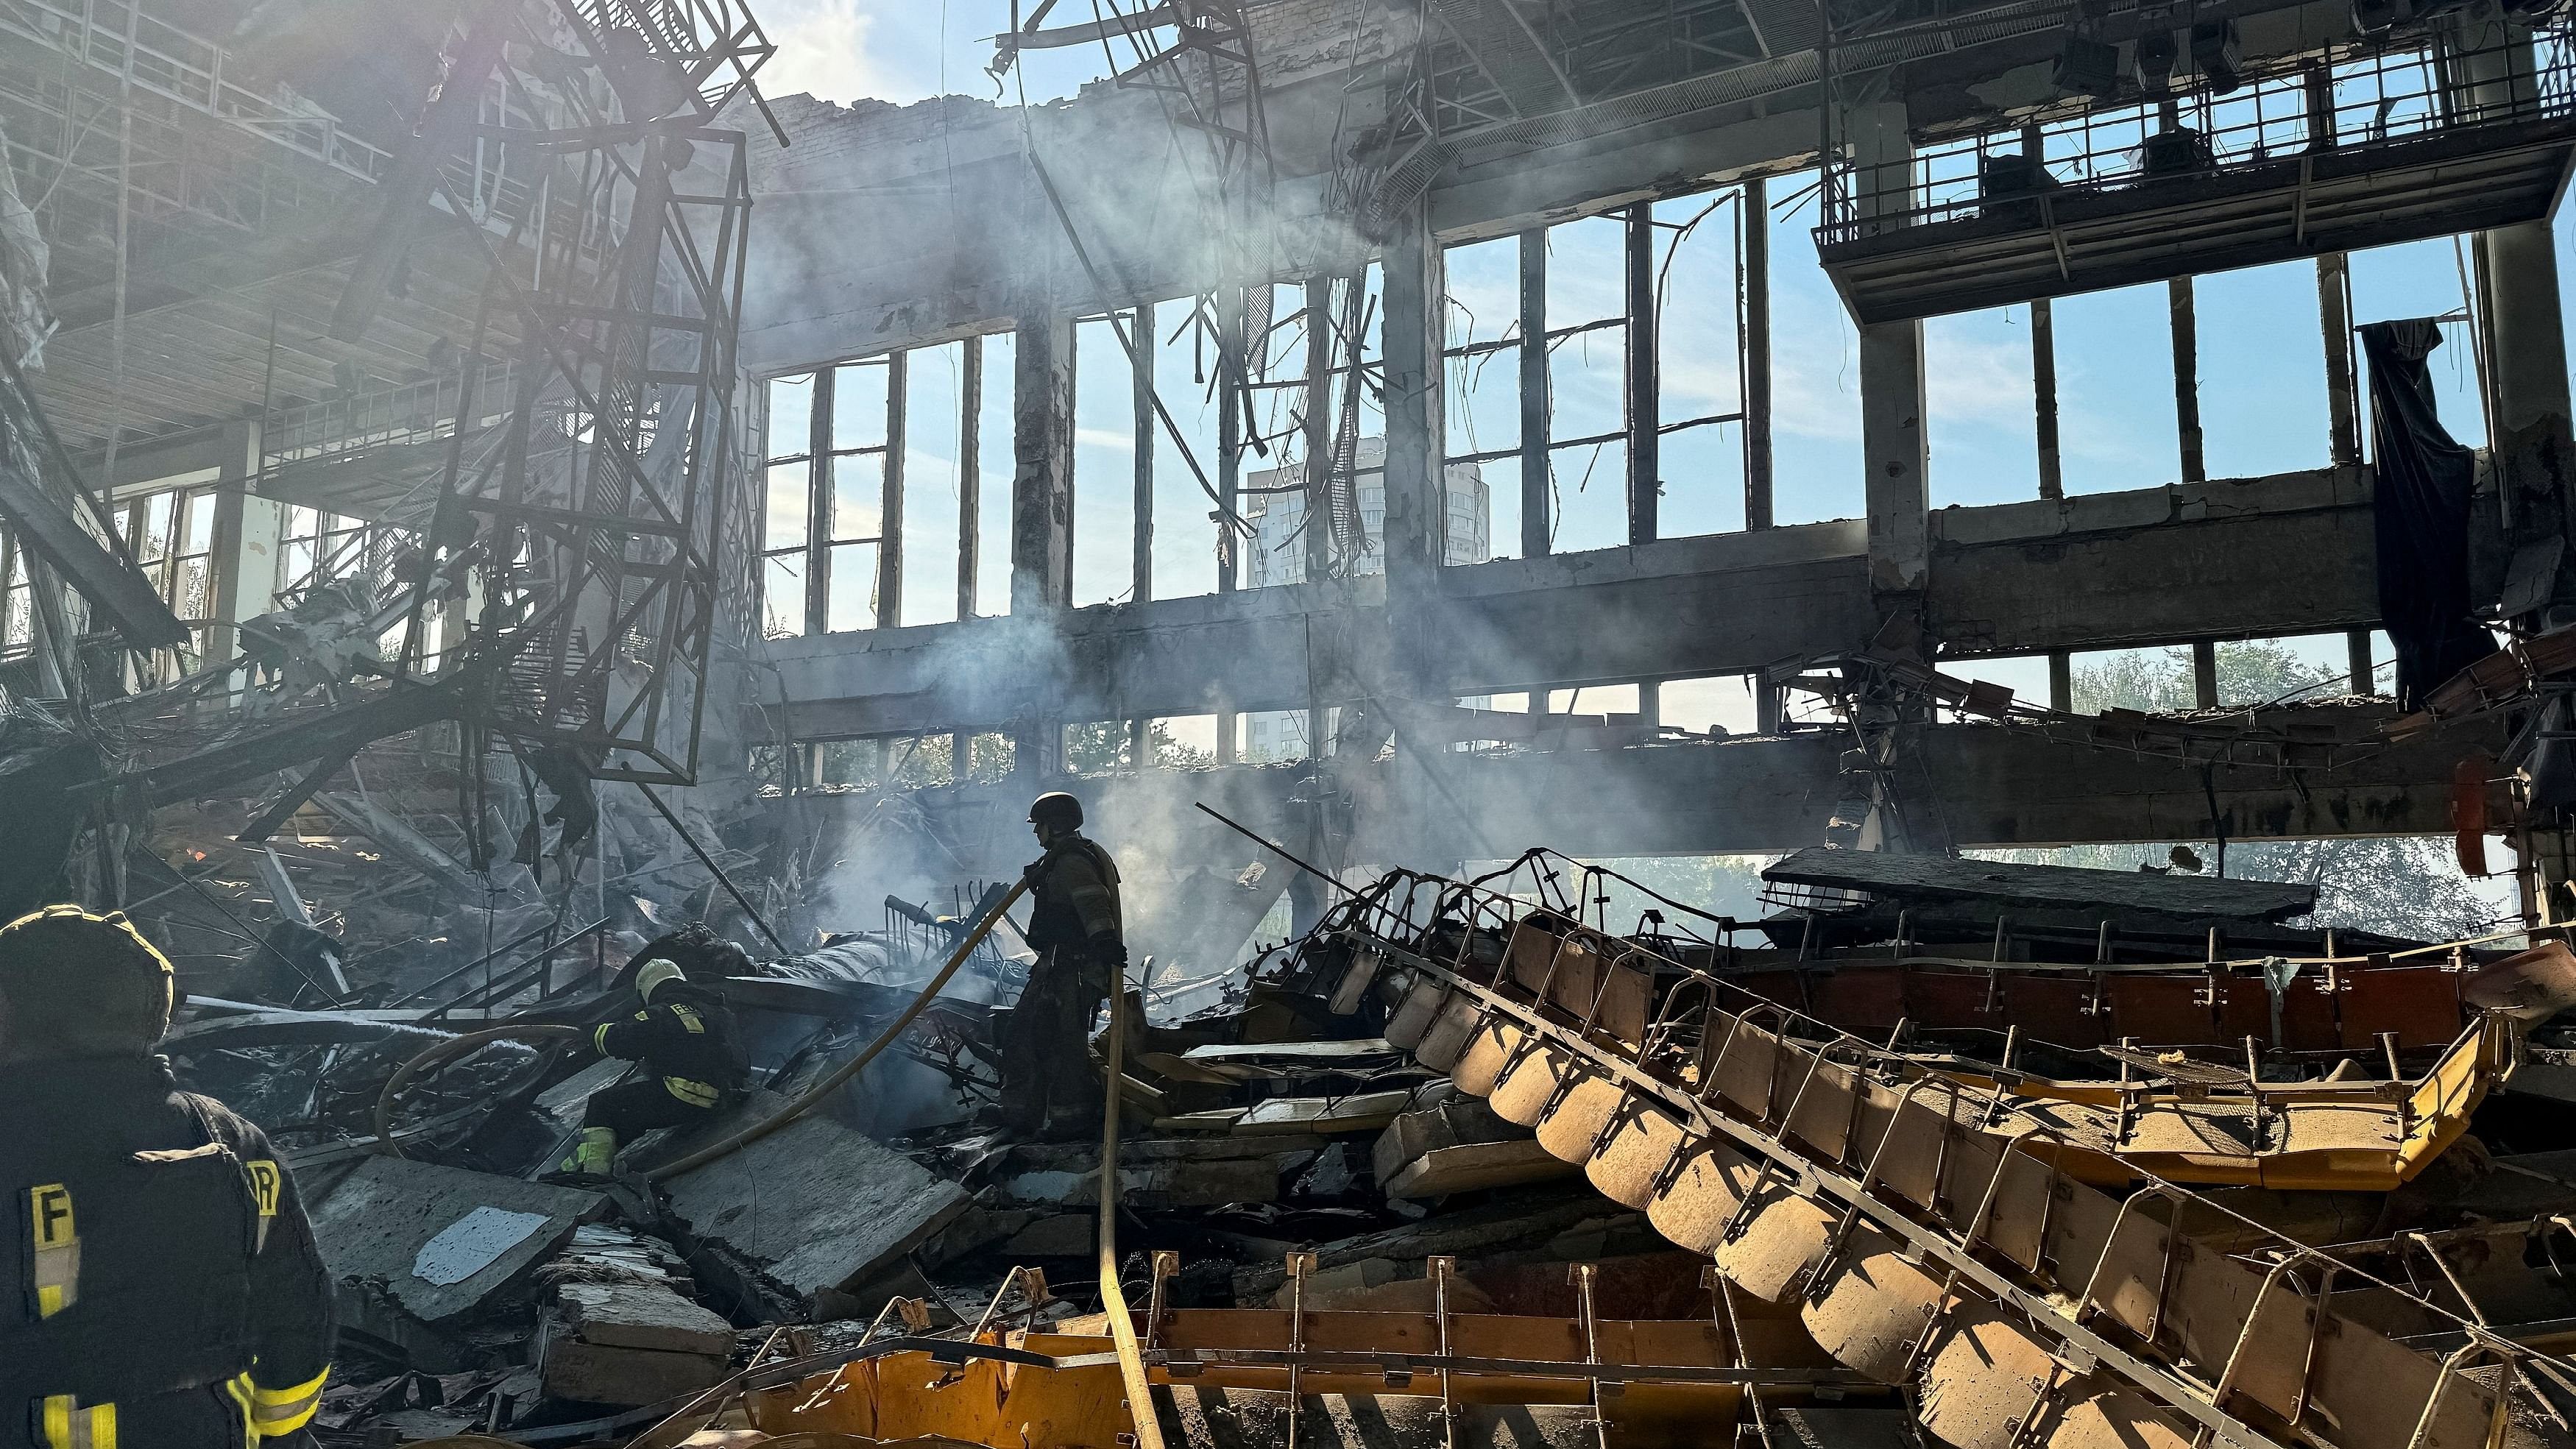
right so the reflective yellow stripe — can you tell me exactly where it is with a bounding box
[40,1395,115,1449]
[247,1365,329,1435]
[593,1022,613,1054]
[225,1374,255,1449]
[663,1076,721,1107]
[27,1183,77,1318]
[670,1004,704,1034]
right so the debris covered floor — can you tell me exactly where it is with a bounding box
[10,0,2576,1443]
[136,822,2576,1449]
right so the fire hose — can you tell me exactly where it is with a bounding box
[642,873,1030,1180]
[372,1024,585,1158]
[369,874,1032,1177]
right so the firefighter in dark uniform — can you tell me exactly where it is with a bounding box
[0,905,335,1448]
[569,957,749,1175]
[998,792,1128,1139]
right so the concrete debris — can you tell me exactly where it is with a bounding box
[310,1158,606,1326]
[537,1228,734,1406]
[83,755,2576,1449]
[648,1090,972,1317]
[1371,1090,1577,1200]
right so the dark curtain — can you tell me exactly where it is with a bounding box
[2361,319,2497,709]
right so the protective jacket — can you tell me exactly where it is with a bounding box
[1024,835,1123,956]
[1,1056,333,1448]
[592,981,749,1108]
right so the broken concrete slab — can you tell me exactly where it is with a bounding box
[1373,1094,1577,1199]
[995,1158,1280,1210]
[539,1336,729,1408]
[989,1135,1326,1209]
[1236,1089,1414,1135]
[555,1281,733,1356]
[998,1213,1097,1258]
[643,1089,971,1315]
[311,1157,604,1326]
[531,1220,734,1406]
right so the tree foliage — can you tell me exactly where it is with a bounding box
[1989,641,2510,942]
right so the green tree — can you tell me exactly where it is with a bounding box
[1985,641,2512,941]
[1062,720,1214,776]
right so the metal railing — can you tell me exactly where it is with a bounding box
[261,363,518,475]
[1818,29,2576,244]
[0,0,392,183]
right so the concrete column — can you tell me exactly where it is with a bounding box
[205,419,283,662]
[1853,105,1930,602]
[1132,300,1155,604]
[1304,280,1334,584]
[1519,229,1551,559]
[1861,321,1930,597]
[2033,298,2063,500]
[2446,10,2575,575]
[1742,176,1774,530]
[1625,204,1659,544]
[1011,312,1075,614]
[880,349,907,628]
[1380,196,1446,612]
[1217,287,1245,594]
[958,336,983,618]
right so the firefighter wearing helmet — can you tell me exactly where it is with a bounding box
[0,905,336,1447]
[998,792,1126,1138]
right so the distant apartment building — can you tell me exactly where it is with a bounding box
[1238,438,1491,589]
[1236,441,1491,762]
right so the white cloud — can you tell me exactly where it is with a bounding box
[754,0,903,106]
[1922,327,2036,426]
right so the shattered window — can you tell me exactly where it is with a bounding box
[1063,720,1136,776]
[764,339,1016,637]
[973,332,1016,617]
[1443,189,1776,553]
[1658,675,1762,737]
[1763,169,1865,525]
[760,373,815,639]
[1235,271,1387,589]
[124,483,219,635]
[1237,708,1329,764]
[815,734,957,791]
[1072,313,1139,608]
[823,359,891,634]
[1924,303,2042,507]
[1653,191,1749,538]
[1546,214,1629,554]
[1150,714,1219,769]
[0,534,28,655]
[1443,235,1521,560]
[963,731,1014,783]
[2048,282,2184,493]
[902,341,966,628]
[1152,297,1222,601]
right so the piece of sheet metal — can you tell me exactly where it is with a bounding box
[412,1206,552,1286]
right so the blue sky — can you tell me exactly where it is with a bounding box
[757,3,2576,637]
[751,1,1122,111]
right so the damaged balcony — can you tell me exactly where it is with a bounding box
[1814,29,2576,325]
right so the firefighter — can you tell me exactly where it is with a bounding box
[0,904,335,1448]
[569,957,749,1175]
[997,792,1127,1139]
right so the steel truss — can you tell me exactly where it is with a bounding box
[402,94,751,786]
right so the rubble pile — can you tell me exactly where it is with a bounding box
[127,835,2576,1448]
